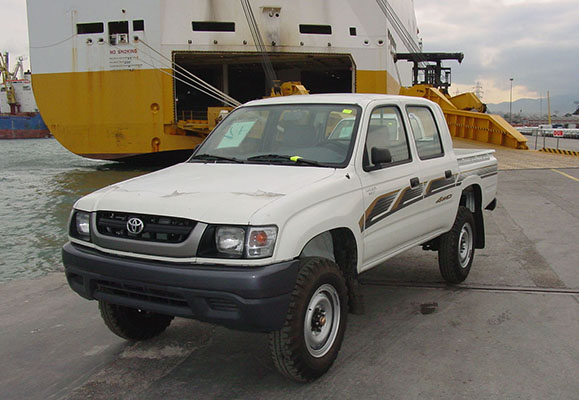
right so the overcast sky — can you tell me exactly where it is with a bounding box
[0,1,29,70]
[1,0,577,104]
[415,0,579,103]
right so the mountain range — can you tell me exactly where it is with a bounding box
[486,94,578,116]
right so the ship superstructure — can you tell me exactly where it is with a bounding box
[27,0,420,160]
[0,52,51,139]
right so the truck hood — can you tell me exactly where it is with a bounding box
[75,163,336,224]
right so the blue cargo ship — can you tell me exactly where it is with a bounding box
[0,112,51,139]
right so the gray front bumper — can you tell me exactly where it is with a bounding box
[62,242,300,332]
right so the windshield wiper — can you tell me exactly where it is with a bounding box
[247,154,291,162]
[246,154,323,167]
[190,154,244,164]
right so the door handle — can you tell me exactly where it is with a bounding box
[445,169,452,179]
[410,177,420,188]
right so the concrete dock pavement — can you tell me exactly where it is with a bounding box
[0,275,126,400]
[1,157,578,399]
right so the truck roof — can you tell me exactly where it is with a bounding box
[243,93,434,108]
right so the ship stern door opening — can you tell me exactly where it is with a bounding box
[173,52,354,130]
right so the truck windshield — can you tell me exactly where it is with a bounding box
[190,104,361,167]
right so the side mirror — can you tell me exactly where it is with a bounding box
[371,147,392,165]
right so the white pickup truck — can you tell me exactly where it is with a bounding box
[63,94,497,382]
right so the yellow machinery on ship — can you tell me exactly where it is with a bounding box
[174,84,529,151]
[176,81,309,136]
[395,52,527,150]
[401,84,528,150]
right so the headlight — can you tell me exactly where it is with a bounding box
[216,227,245,256]
[246,226,277,258]
[70,211,91,241]
[200,225,278,259]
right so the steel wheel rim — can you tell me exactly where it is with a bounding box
[458,222,473,269]
[304,283,341,358]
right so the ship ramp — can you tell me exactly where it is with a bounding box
[401,85,528,150]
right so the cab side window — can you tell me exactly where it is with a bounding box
[364,106,411,170]
[407,106,444,159]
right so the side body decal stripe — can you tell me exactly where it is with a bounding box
[360,164,496,232]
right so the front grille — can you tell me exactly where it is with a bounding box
[96,211,196,243]
[95,280,189,308]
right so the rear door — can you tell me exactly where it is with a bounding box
[405,105,458,235]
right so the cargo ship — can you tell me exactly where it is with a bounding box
[0,52,51,139]
[25,0,526,161]
[25,0,422,160]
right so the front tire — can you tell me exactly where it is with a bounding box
[99,301,173,341]
[269,257,348,382]
[438,206,476,284]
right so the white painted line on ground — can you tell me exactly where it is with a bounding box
[551,168,579,182]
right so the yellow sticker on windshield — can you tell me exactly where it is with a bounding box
[290,156,302,162]
[342,109,353,114]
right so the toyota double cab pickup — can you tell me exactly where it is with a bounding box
[63,94,497,381]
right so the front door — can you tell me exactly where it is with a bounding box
[359,105,424,268]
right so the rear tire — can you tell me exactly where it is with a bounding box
[99,301,173,341]
[269,257,348,382]
[438,206,476,284]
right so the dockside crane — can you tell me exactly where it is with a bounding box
[0,52,19,114]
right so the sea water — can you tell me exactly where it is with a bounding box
[0,139,155,281]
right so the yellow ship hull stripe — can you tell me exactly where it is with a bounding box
[31,69,399,159]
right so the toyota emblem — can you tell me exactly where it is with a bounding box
[126,217,145,234]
